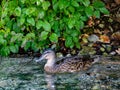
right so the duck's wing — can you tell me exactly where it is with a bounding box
[55,55,94,72]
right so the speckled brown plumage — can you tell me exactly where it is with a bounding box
[35,49,98,73]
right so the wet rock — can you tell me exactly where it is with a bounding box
[88,34,99,42]
[99,23,105,28]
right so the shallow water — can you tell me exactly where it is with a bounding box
[0,56,120,90]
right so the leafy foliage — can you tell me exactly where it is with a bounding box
[0,0,109,56]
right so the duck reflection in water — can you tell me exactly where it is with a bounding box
[45,74,56,90]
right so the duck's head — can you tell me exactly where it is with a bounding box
[35,49,56,63]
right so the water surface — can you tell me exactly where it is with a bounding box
[0,56,120,90]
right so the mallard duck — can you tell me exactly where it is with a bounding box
[35,49,99,73]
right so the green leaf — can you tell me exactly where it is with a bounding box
[82,0,90,6]
[27,17,35,26]
[49,33,58,43]
[73,37,79,43]
[65,37,74,48]
[0,46,10,56]
[38,10,45,19]
[99,7,109,15]
[19,16,25,25]
[79,20,84,29]
[0,35,7,45]
[76,42,81,49]
[93,1,105,9]
[53,2,58,11]
[25,7,36,16]
[36,20,43,29]
[14,7,21,16]
[21,38,27,48]
[68,6,75,13]
[43,21,51,32]
[85,6,94,17]
[26,33,35,39]
[40,31,49,40]
[58,0,69,9]
[71,1,79,7]
[31,42,39,52]
[9,44,19,53]
[94,11,100,18]
[13,23,20,33]
[42,1,50,10]
[80,16,87,21]
[0,38,6,45]
[71,30,79,37]
[10,35,18,42]
[24,42,31,51]
[68,18,75,29]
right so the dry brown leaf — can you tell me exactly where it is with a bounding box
[116,48,120,55]
[87,17,95,27]
[114,0,120,5]
[103,28,110,34]
[100,35,110,43]
[111,31,120,41]
[94,29,102,34]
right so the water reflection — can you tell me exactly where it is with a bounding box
[45,74,56,90]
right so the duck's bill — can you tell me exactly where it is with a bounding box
[35,56,44,62]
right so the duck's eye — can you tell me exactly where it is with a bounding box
[43,51,51,55]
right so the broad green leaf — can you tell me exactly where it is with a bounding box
[71,30,79,37]
[100,7,109,15]
[40,31,49,40]
[0,46,10,56]
[53,2,58,11]
[38,10,45,19]
[49,33,58,43]
[58,0,65,9]
[71,1,79,7]
[43,21,51,32]
[24,42,31,51]
[52,21,60,37]
[14,7,21,16]
[21,38,27,48]
[42,1,50,10]
[10,35,18,42]
[9,44,19,53]
[68,18,75,29]
[58,0,69,9]
[2,7,8,18]
[68,6,75,13]
[27,17,35,26]
[73,37,79,43]
[76,42,81,49]
[31,42,39,52]
[13,23,20,33]
[0,35,6,44]
[82,0,90,6]
[93,1,105,9]
[94,11,100,18]
[36,20,43,29]
[19,16,25,25]
[78,6,85,11]
[25,7,36,16]
[26,33,35,39]
[80,16,87,21]
[85,6,94,17]
[79,20,84,29]
[65,37,74,48]
[20,0,25,4]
